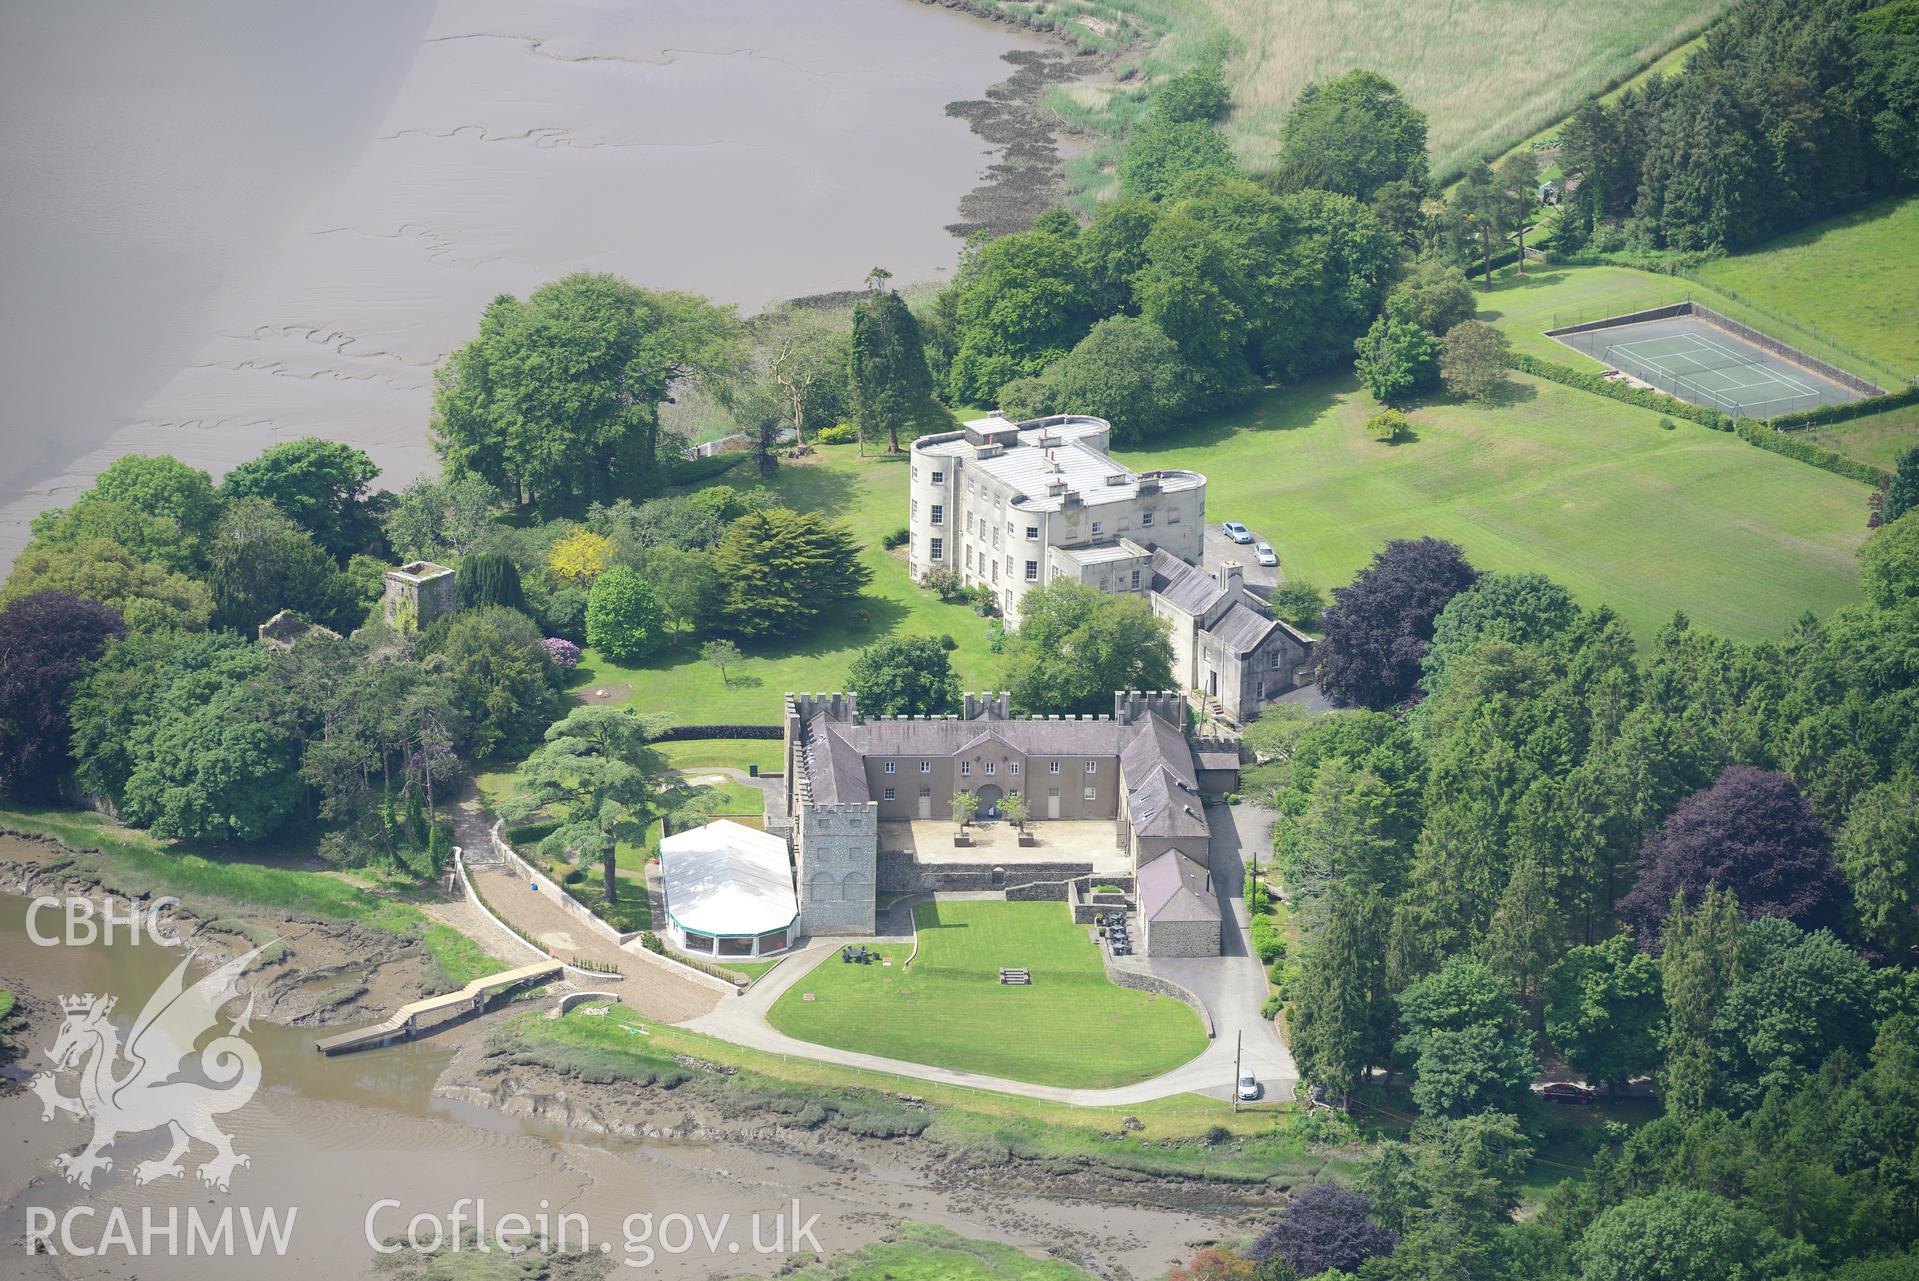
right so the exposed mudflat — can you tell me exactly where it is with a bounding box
[0,830,1267,1278]
[0,0,1087,567]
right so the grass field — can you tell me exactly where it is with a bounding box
[656,738,785,774]
[589,353,1870,735]
[980,0,1725,188]
[1117,369,1868,642]
[766,900,1208,1088]
[573,448,1002,727]
[1477,262,1889,382]
[1688,195,1919,380]
[1800,404,1919,472]
[1473,31,1704,184]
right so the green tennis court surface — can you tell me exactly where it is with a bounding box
[1555,314,1868,418]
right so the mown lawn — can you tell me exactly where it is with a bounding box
[1800,404,1919,472]
[587,271,1875,740]
[577,448,1000,728]
[656,737,785,774]
[1117,369,1867,643]
[1476,262,1885,381]
[767,900,1208,1089]
[1688,194,1919,379]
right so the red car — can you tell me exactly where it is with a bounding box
[1540,1082,1597,1104]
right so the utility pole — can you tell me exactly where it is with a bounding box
[1233,1030,1242,1113]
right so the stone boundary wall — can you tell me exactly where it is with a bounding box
[876,850,1096,894]
[1071,875,1137,924]
[451,846,624,983]
[488,823,740,997]
[1006,878,1073,902]
[1545,301,1884,397]
[549,990,624,1017]
[1098,940,1215,1038]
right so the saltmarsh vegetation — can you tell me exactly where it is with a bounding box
[507,1004,1325,1184]
[0,805,502,987]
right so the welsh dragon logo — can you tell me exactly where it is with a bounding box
[31,945,267,1191]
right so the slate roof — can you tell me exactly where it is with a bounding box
[1128,765,1211,838]
[1195,745,1241,773]
[796,706,1213,850]
[1121,712,1196,789]
[1138,850,1220,923]
[1210,601,1280,654]
[1150,547,1225,617]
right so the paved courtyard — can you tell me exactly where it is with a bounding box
[879,819,1132,874]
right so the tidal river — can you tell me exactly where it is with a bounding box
[0,851,1227,1278]
[0,0,1049,567]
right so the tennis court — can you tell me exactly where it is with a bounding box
[1553,312,1868,419]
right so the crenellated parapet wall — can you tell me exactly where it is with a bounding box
[796,800,879,937]
[1115,690,1188,726]
[962,691,1012,720]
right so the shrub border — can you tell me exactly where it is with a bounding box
[655,724,782,742]
[1768,383,1919,432]
[1505,350,1731,429]
[1732,422,1890,486]
[1505,350,1891,487]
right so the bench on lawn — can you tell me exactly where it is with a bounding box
[998,967,1031,985]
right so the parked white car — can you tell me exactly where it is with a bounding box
[1221,520,1253,544]
[1253,541,1278,567]
[1237,1070,1261,1101]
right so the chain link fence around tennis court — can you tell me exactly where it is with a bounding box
[1602,344,1823,419]
[1549,303,1871,421]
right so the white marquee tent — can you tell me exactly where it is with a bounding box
[659,819,799,957]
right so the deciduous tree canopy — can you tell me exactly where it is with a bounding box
[0,592,125,800]
[1315,537,1480,709]
[1617,765,1847,948]
[432,273,739,514]
[847,635,961,718]
[1000,580,1174,716]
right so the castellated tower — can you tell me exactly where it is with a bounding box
[795,802,878,937]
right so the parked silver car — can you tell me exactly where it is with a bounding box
[1221,520,1253,544]
[1253,541,1278,567]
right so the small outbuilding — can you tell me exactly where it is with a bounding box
[1137,849,1221,957]
[659,819,799,958]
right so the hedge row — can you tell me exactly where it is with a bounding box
[1507,349,1892,487]
[1506,350,1732,429]
[1769,383,1919,432]
[667,452,748,485]
[655,724,783,742]
[1733,422,1891,486]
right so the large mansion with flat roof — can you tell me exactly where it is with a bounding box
[907,412,1315,723]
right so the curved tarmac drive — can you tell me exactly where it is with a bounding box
[681,802,1297,1107]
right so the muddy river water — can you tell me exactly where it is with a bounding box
[0,0,1054,567]
[0,863,1230,1278]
